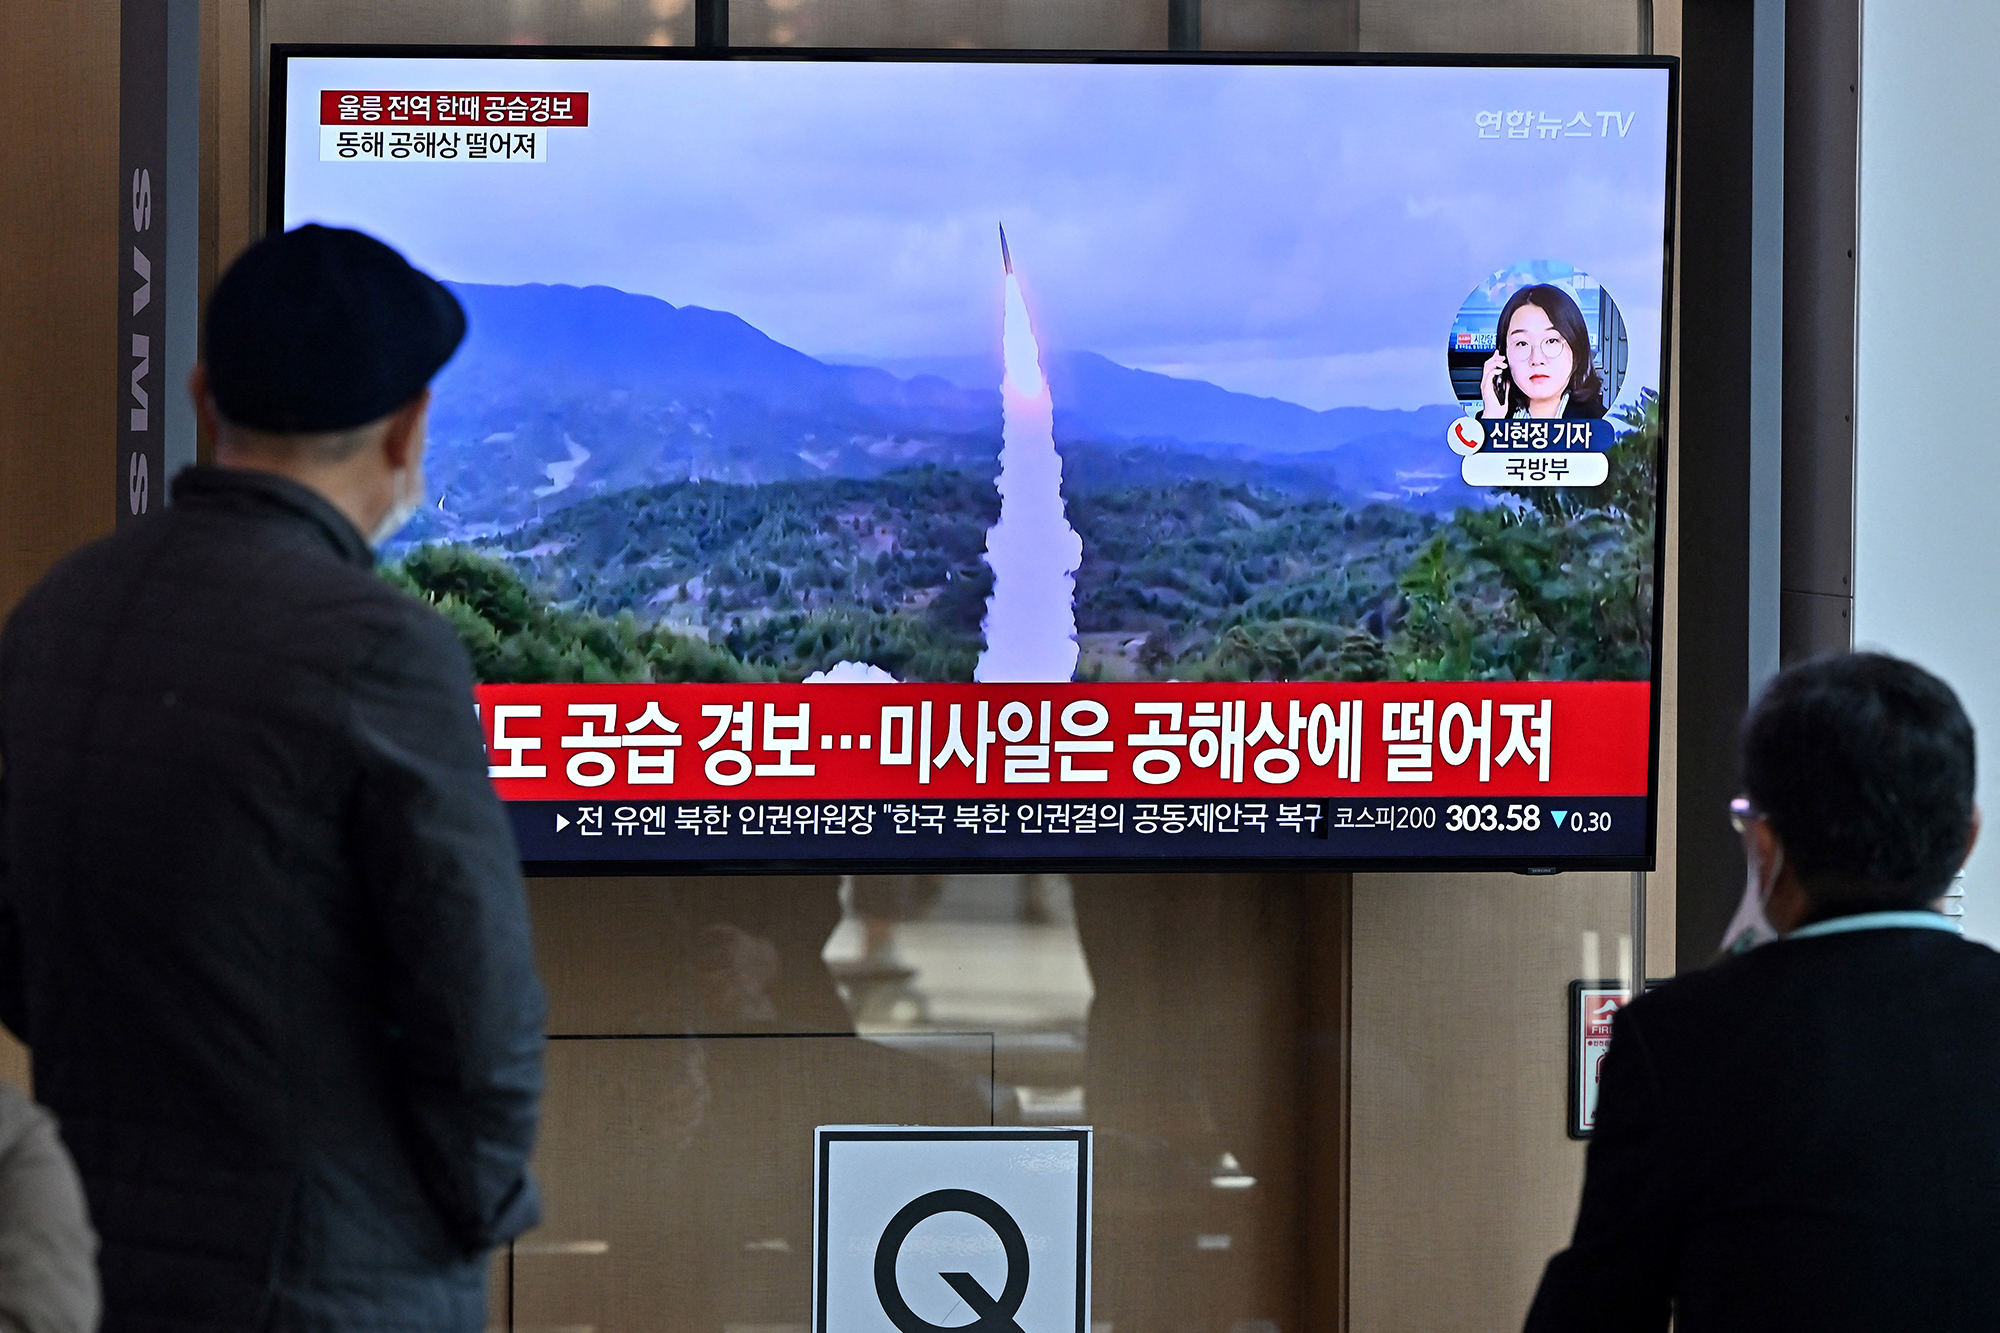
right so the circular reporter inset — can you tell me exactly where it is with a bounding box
[1447,261,1628,422]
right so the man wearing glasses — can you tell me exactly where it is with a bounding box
[1526,652,1994,1332]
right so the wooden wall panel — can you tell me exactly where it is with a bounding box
[0,0,122,1089]
[1347,869,1633,1331]
[0,0,121,621]
[523,872,1340,1332]
[200,0,257,473]
[200,0,256,361]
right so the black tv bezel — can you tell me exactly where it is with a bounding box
[269,44,1679,878]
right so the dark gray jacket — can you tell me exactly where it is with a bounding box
[1526,925,2000,1332]
[0,467,545,1333]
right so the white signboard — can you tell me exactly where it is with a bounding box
[814,1127,1091,1333]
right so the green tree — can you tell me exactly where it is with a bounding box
[1179,619,1389,682]
[383,545,762,684]
[1381,390,1659,682]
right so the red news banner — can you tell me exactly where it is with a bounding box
[319,90,590,127]
[476,681,1651,803]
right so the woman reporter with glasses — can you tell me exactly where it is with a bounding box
[1477,282,1609,422]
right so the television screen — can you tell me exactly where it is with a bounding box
[272,48,1675,872]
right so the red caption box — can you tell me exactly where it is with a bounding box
[319,90,589,126]
[474,679,1652,803]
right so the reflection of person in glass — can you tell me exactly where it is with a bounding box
[1478,283,1608,420]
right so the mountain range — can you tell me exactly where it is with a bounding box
[413,281,1477,543]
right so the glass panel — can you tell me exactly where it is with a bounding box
[728,0,1162,50]
[1357,0,1645,55]
[1346,869,1642,1328]
[525,873,1317,1332]
[823,874,1092,1097]
[522,1032,995,1333]
[1065,875,1306,1333]
[265,0,1648,55]
[1200,0,1358,53]
[826,874,1307,1327]
[264,0,698,50]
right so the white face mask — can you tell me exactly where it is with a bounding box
[369,458,427,548]
[1721,840,1785,954]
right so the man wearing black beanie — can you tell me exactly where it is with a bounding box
[0,225,546,1333]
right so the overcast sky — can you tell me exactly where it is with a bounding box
[286,56,1669,411]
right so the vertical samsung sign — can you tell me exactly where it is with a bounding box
[118,0,198,526]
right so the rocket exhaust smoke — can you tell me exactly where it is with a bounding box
[976,227,1083,683]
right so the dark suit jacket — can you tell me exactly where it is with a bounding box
[0,468,546,1333]
[1526,923,2000,1332]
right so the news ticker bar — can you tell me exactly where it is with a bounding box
[507,795,1650,865]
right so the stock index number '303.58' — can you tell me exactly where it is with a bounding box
[1442,803,1617,833]
[1445,802,1539,832]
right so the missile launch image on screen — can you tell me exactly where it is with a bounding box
[977,224,1083,683]
[288,56,1668,688]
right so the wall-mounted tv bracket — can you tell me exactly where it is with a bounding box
[696,0,728,50]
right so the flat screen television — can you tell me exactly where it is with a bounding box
[271,46,1677,873]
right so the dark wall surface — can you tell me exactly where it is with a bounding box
[1780,0,1859,663]
[1677,0,1862,967]
[1676,0,1756,969]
